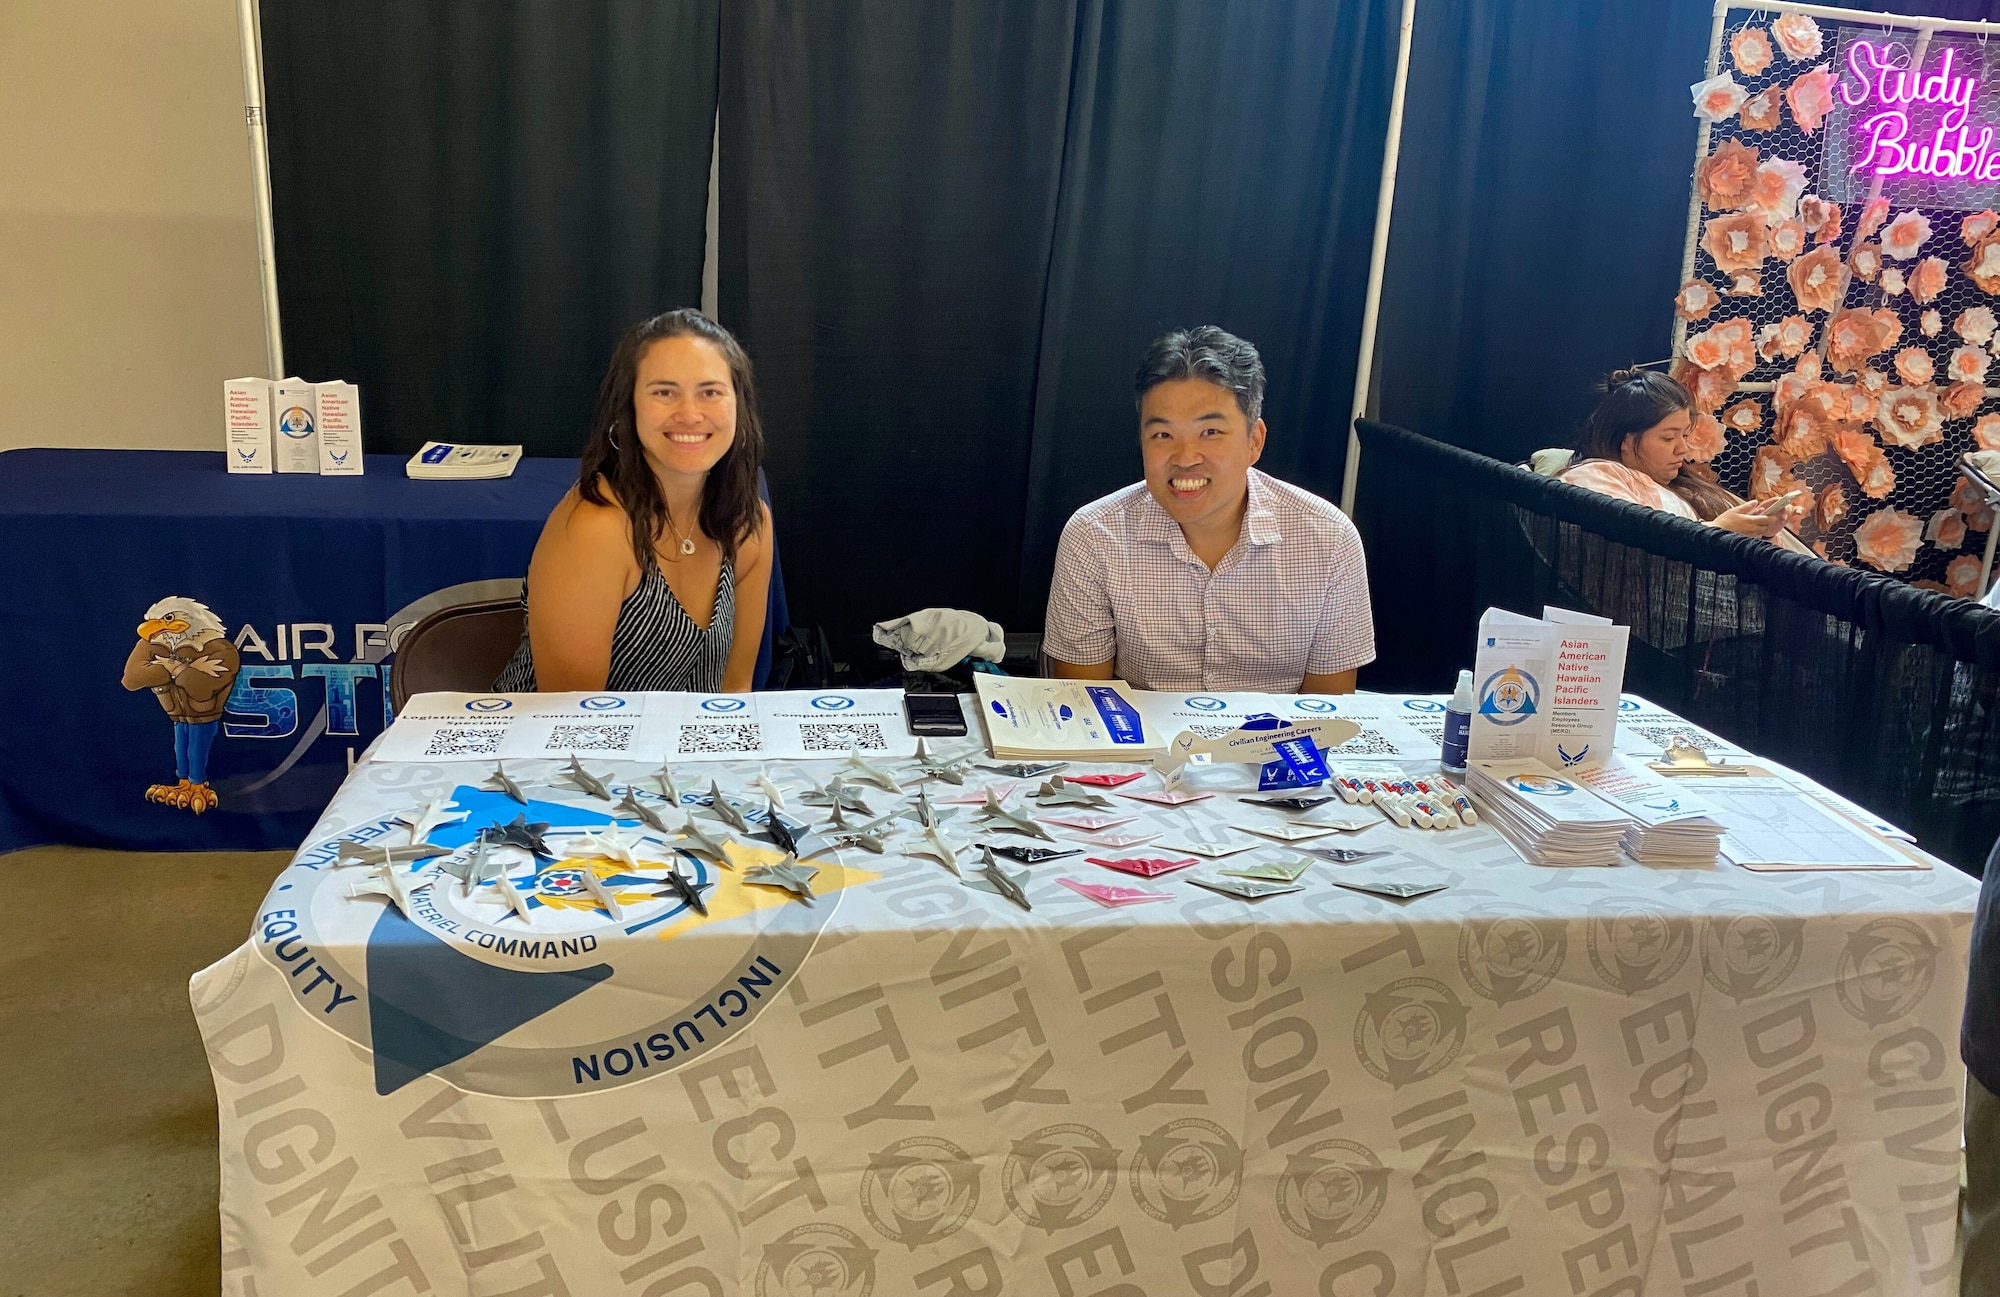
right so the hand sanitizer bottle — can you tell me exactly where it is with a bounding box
[1440,669,1474,776]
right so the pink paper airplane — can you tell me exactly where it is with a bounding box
[1057,877,1174,907]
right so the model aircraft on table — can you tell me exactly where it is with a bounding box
[911,738,970,785]
[1032,776,1113,810]
[336,838,452,868]
[614,788,675,835]
[763,801,803,856]
[573,824,649,870]
[704,781,753,834]
[344,861,437,917]
[562,756,615,802]
[820,803,898,854]
[438,835,505,897]
[754,768,788,810]
[655,762,684,806]
[482,814,556,862]
[653,866,710,916]
[973,848,1033,911]
[672,815,737,866]
[800,775,873,815]
[483,764,529,805]
[975,789,1056,841]
[398,794,468,843]
[745,858,818,904]
[905,823,964,875]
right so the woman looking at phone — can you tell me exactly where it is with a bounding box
[494,310,774,693]
[1560,368,1808,550]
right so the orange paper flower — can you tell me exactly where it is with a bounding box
[1797,351,1823,382]
[1835,429,1895,498]
[1786,65,1837,133]
[1675,279,1719,321]
[1928,508,1969,550]
[1943,381,1986,419]
[1776,401,1832,458]
[1851,243,1882,281]
[1725,270,1762,297]
[1670,358,1735,414]
[1757,314,1812,360]
[1882,210,1933,261]
[1894,347,1935,385]
[1740,87,1781,131]
[1826,307,1896,374]
[1951,345,1991,386]
[1687,412,1726,463]
[1693,72,1748,122]
[1857,195,1891,241]
[1968,235,2000,293]
[1803,197,1841,243]
[1721,398,1763,433]
[1787,243,1843,312]
[1774,13,1823,60]
[1922,309,1944,337]
[1965,211,2000,245]
[1857,365,1890,395]
[1731,25,1775,76]
[1696,139,1760,211]
[1953,474,1990,517]
[1960,306,1999,346]
[1854,508,1923,572]
[1750,446,1797,499]
[1909,256,1948,304]
[1769,219,1806,262]
[1976,414,2000,450]
[1704,212,1768,273]
[1748,158,1808,225]
[1948,555,1983,597]
[1818,483,1848,531]
[1874,384,1944,448]
[1713,317,1756,376]
[1882,267,1908,297]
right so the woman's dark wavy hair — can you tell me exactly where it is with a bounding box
[576,310,765,569]
[1574,367,1736,521]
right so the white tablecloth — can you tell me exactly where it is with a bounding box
[193,697,1976,1297]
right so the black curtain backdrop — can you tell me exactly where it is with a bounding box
[1015,0,1396,620]
[717,0,1081,657]
[262,1,720,457]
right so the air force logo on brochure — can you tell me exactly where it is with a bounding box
[464,697,514,713]
[810,694,858,710]
[259,783,866,1098]
[701,697,750,712]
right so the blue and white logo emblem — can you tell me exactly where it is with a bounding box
[578,695,626,711]
[1403,698,1445,713]
[701,697,749,712]
[1478,666,1539,727]
[1292,698,1337,714]
[464,697,513,713]
[810,695,856,711]
[1185,696,1228,711]
[278,405,315,439]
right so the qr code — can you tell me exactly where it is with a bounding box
[680,723,763,754]
[1189,724,1236,739]
[1328,727,1403,756]
[799,721,888,753]
[1624,722,1722,753]
[546,724,635,753]
[424,727,505,757]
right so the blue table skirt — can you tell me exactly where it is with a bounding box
[0,449,785,854]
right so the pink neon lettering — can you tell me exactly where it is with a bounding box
[1842,40,1992,179]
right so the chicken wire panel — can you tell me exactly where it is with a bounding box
[1677,6,2000,594]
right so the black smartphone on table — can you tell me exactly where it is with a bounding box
[904,691,968,736]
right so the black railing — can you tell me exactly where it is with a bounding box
[1353,418,2000,875]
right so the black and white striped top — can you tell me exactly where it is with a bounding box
[493,559,735,693]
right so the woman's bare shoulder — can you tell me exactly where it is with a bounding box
[543,482,634,557]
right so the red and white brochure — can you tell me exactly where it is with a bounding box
[1056,877,1174,907]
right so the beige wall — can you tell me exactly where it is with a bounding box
[0,0,266,452]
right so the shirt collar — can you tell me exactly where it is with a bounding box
[1130,470,1283,554]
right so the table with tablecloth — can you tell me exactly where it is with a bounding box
[191,695,1977,1297]
[0,449,784,854]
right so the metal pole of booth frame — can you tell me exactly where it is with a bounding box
[1338,0,1419,518]
[236,0,285,380]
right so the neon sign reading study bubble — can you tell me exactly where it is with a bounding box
[1844,42,1999,180]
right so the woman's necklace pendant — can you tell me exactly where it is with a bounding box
[679,537,696,556]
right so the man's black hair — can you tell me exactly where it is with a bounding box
[1134,325,1266,424]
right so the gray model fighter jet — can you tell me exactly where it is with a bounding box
[438,835,506,896]
[563,756,614,802]
[904,785,955,832]
[905,824,964,876]
[672,815,736,866]
[614,789,674,835]
[800,775,873,815]
[911,738,970,785]
[764,800,802,856]
[704,781,752,834]
[654,866,710,915]
[482,814,555,861]
[842,749,902,793]
[744,859,818,904]
[483,763,529,805]
[655,762,684,806]
[975,848,1033,911]
[336,838,452,868]
[975,789,1056,842]
[979,761,1067,778]
[1032,776,1113,810]
[821,804,898,854]
[398,793,469,843]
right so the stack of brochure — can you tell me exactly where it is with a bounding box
[1574,757,1724,866]
[1468,759,1631,867]
[972,676,1159,759]
[406,442,522,480]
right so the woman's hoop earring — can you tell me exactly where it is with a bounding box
[607,429,621,452]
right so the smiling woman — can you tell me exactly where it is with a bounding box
[493,311,775,693]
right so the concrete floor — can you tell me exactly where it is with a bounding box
[0,846,286,1297]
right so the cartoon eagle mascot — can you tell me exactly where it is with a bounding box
[121,596,241,813]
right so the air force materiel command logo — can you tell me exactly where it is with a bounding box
[1836,917,1940,1024]
[1293,698,1338,713]
[1277,1139,1390,1245]
[810,694,857,710]
[1701,909,1806,1003]
[1459,906,1569,1005]
[701,697,749,712]
[1185,696,1228,711]
[466,697,514,712]
[756,1222,877,1297]
[1003,1124,1120,1233]
[1130,1118,1243,1226]
[1587,901,1693,994]
[578,695,627,711]
[264,785,870,1098]
[1354,977,1469,1087]
[1478,665,1540,726]
[860,1136,981,1248]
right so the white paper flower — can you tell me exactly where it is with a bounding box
[1923,309,1944,337]
[1960,306,1999,346]
[1882,267,1907,296]
[1882,210,1934,260]
[1692,72,1748,122]
[1952,345,1992,385]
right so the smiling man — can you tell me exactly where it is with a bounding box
[1042,326,1375,693]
